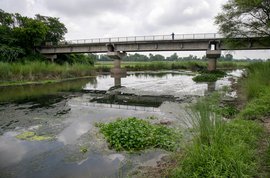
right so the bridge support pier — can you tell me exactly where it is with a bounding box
[206,50,221,71]
[44,54,57,62]
[107,51,127,76]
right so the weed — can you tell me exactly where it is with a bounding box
[80,146,88,153]
[192,70,227,83]
[170,93,263,177]
[96,117,180,152]
[239,87,270,120]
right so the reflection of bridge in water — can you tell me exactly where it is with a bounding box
[70,101,160,112]
[38,33,270,72]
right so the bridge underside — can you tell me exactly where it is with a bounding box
[39,38,269,54]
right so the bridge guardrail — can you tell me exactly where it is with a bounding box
[50,33,223,46]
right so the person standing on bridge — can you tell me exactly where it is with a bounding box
[171,32,175,40]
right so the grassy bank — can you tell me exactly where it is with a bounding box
[168,61,270,177]
[0,61,95,83]
[96,60,249,71]
[169,94,264,177]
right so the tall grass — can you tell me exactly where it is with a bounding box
[0,61,95,82]
[95,60,249,72]
[170,93,263,177]
[242,61,270,100]
[238,61,270,120]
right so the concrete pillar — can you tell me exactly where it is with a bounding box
[107,51,127,75]
[206,50,221,71]
[207,58,217,71]
[44,54,57,62]
[110,73,127,89]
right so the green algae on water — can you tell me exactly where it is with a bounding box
[16,131,53,141]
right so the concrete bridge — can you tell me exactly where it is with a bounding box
[38,33,269,72]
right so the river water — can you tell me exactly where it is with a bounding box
[0,70,243,178]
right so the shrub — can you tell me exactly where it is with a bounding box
[96,117,180,152]
[192,70,226,82]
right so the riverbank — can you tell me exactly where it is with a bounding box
[147,61,270,177]
[0,60,249,87]
[0,61,95,85]
[96,60,249,71]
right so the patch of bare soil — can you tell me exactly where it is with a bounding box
[257,117,270,177]
[130,155,179,178]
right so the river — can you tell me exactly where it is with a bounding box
[0,70,243,178]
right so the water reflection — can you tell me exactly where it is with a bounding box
[0,134,27,168]
[111,73,127,88]
[84,71,208,97]
[0,77,97,103]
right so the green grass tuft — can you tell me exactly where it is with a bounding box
[170,93,263,177]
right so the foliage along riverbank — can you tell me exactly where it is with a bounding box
[0,60,249,86]
[0,61,95,85]
[96,60,249,72]
[167,61,270,177]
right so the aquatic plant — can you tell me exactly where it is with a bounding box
[16,131,53,141]
[96,117,180,152]
[192,70,226,83]
[80,146,88,153]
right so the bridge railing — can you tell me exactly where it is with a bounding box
[55,33,223,46]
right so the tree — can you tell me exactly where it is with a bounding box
[215,0,270,46]
[166,53,178,61]
[13,15,48,53]
[0,9,67,61]
[35,14,67,44]
[149,54,165,61]
[225,53,233,61]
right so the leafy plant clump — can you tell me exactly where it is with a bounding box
[193,70,226,82]
[96,117,180,152]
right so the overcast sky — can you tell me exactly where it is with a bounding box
[1,0,269,59]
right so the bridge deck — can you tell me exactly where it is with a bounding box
[38,33,269,54]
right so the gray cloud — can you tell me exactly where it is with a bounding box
[43,0,133,18]
[0,0,28,14]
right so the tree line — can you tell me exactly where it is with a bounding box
[0,9,67,62]
[0,9,96,65]
[98,53,239,61]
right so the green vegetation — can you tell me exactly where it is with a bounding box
[215,0,270,48]
[124,61,206,71]
[0,9,67,62]
[170,62,270,177]
[0,61,95,82]
[96,61,248,73]
[0,77,96,103]
[242,62,270,100]
[16,131,53,141]
[238,62,270,120]
[192,70,227,82]
[80,146,88,154]
[96,117,180,152]
[170,93,264,177]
